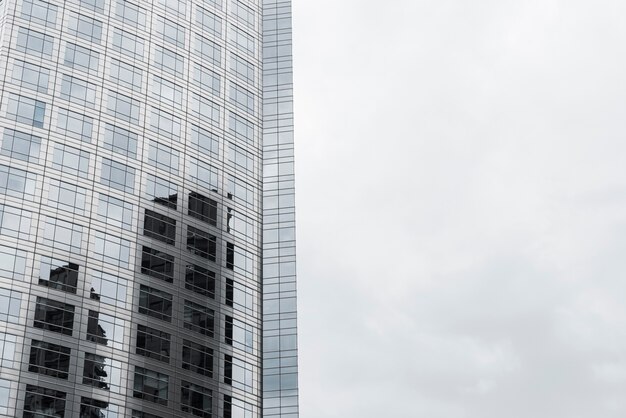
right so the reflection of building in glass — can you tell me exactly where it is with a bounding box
[0,0,297,417]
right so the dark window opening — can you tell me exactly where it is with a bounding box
[136,324,170,363]
[183,300,214,337]
[141,246,174,282]
[188,191,217,225]
[187,226,216,261]
[24,385,66,418]
[34,297,75,336]
[182,339,213,377]
[185,264,215,298]
[143,209,176,245]
[28,340,71,379]
[139,285,172,322]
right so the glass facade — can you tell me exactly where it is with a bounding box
[0,0,297,417]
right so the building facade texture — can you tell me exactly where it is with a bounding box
[0,0,297,417]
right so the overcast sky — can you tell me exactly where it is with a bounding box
[292,1,626,417]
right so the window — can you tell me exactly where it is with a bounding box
[0,204,31,240]
[156,16,185,47]
[225,242,255,277]
[141,246,175,282]
[80,0,105,12]
[194,33,221,66]
[197,6,222,36]
[154,46,184,77]
[80,397,119,418]
[228,112,254,143]
[231,0,255,28]
[57,108,93,142]
[226,278,253,314]
[16,27,53,58]
[181,381,212,417]
[0,288,21,324]
[145,174,178,209]
[89,271,127,307]
[87,310,125,350]
[21,0,57,27]
[104,123,138,157]
[1,128,40,162]
[139,285,172,321]
[94,231,131,267]
[38,257,79,293]
[228,142,255,173]
[188,192,217,225]
[134,367,168,405]
[112,27,144,58]
[188,158,218,193]
[229,83,254,115]
[97,194,133,230]
[110,59,143,91]
[60,74,97,107]
[101,158,135,193]
[107,91,140,124]
[0,332,17,368]
[190,124,219,157]
[43,217,83,253]
[224,355,253,391]
[193,64,221,97]
[223,396,254,418]
[132,411,161,418]
[28,340,71,379]
[184,300,214,337]
[225,315,254,353]
[226,207,256,243]
[226,174,254,208]
[34,297,74,336]
[64,42,100,73]
[0,245,27,280]
[147,140,179,173]
[12,60,49,93]
[6,93,45,128]
[51,143,89,176]
[228,25,255,56]
[68,13,102,43]
[230,54,255,85]
[24,385,66,418]
[187,226,216,261]
[136,324,170,362]
[115,0,146,28]
[182,340,213,377]
[191,93,220,124]
[0,386,7,412]
[47,179,87,214]
[0,164,37,198]
[151,76,183,109]
[185,264,215,298]
[144,209,176,245]
[157,0,186,16]
[83,353,122,391]
[149,107,181,139]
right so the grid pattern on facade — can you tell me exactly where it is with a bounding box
[0,0,271,416]
[262,0,299,417]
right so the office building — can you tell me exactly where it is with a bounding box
[0,0,297,416]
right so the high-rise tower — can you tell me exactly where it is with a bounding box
[0,0,297,417]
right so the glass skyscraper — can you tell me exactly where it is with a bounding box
[0,0,297,417]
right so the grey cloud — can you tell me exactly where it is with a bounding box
[294,0,626,416]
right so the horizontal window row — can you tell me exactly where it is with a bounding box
[29,295,254,351]
[24,376,213,415]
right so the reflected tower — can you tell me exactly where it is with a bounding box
[0,0,298,417]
